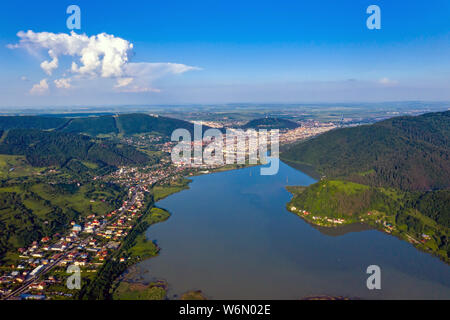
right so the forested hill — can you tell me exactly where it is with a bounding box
[0,116,67,130]
[281,111,450,191]
[60,115,119,135]
[114,113,203,136]
[283,111,450,261]
[0,113,205,137]
[241,117,300,130]
[0,129,149,167]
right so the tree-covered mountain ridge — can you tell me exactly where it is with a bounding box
[0,129,150,168]
[0,113,204,137]
[281,111,450,191]
[283,111,449,262]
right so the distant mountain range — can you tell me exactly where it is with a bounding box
[240,117,300,130]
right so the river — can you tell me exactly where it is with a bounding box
[134,161,450,299]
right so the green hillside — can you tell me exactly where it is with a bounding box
[61,113,199,136]
[288,180,399,217]
[241,117,300,130]
[0,113,206,138]
[282,111,450,191]
[116,113,200,136]
[0,178,126,262]
[287,180,449,261]
[0,116,67,130]
[61,116,119,135]
[0,129,150,168]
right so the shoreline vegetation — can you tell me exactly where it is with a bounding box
[286,181,449,264]
[78,195,167,299]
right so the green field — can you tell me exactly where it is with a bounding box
[0,170,125,263]
[113,281,167,300]
[127,207,170,259]
[0,155,44,179]
[180,290,207,300]
[29,183,118,217]
[151,179,191,202]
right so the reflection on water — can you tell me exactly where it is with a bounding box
[307,222,374,237]
[134,162,450,299]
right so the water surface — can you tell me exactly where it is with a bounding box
[136,162,450,299]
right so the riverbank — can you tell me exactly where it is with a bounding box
[77,192,160,299]
[286,184,449,264]
[107,181,192,300]
[110,164,254,300]
[111,160,449,300]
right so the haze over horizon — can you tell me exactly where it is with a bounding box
[1,0,449,107]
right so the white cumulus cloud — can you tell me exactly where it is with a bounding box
[114,77,134,88]
[8,30,200,93]
[54,78,72,89]
[30,79,49,95]
[40,50,59,75]
[116,62,201,93]
[124,62,201,79]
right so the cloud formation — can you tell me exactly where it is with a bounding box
[114,77,134,88]
[119,62,201,93]
[30,79,49,95]
[8,30,200,93]
[379,77,398,86]
[54,78,72,89]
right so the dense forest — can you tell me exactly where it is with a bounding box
[0,113,206,137]
[0,129,150,168]
[116,113,201,136]
[282,111,450,191]
[0,116,67,130]
[61,116,119,135]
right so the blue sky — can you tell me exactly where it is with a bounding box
[0,0,449,107]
